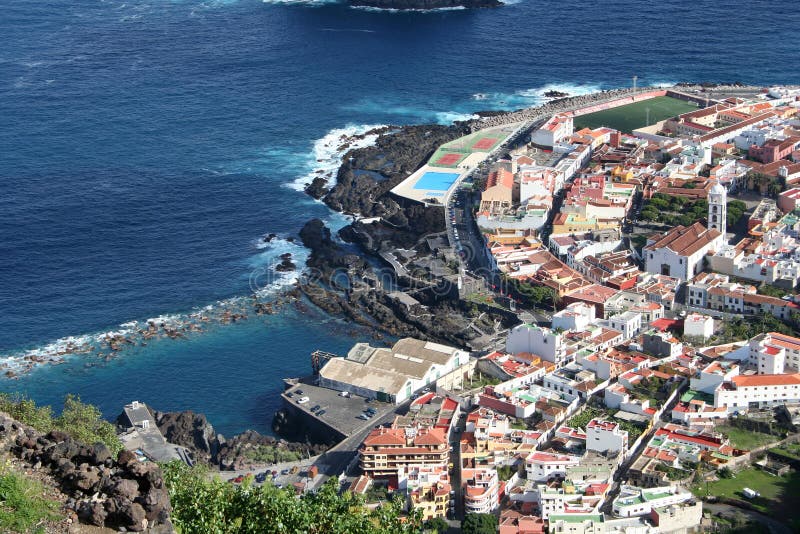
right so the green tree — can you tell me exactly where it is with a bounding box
[462,512,498,534]
[0,394,54,430]
[55,394,123,456]
[424,517,449,533]
[163,462,423,534]
[0,394,122,456]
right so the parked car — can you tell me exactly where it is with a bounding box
[338,391,350,397]
[311,405,321,412]
[295,389,304,395]
[743,487,760,499]
[357,414,369,420]
[296,397,310,404]
[317,410,326,416]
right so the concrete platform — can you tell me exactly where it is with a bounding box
[390,123,520,205]
[283,380,396,439]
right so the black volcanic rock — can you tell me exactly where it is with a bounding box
[0,412,174,532]
[304,176,329,199]
[323,123,468,217]
[152,409,221,463]
[299,218,366,273]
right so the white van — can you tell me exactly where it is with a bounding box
[742,487,759,499]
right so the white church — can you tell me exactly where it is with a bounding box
[644,181,727,281]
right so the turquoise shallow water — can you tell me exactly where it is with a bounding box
[1,0,799,434]
[4,305,376,435]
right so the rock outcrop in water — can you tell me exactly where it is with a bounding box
[152,409,222,465]
[145,407,327,471]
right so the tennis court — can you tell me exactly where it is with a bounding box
[434,152,467,167]
[413,171,461,191]
[472,137,499,150]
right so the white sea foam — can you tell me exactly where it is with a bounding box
[261,0,340,5]
[435,111,479,124]
[515,82,604,102]
[321,28,377,33]
[349,4,465,11]
[285,123,386,193]
[648,80,679,88]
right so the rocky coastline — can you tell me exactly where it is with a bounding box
[142,407,327,472]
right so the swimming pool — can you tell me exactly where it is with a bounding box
[413,171,461,191]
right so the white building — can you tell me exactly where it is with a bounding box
[644,222,724,281]
[548,514,657,534]
[586,419,628,454]
[532,114,574,148]
[552,302,597,332]
[604,311,642,341]
[612,485,695,518]
[525,451,582,482]
[690,361,740,395]
[318,338,469,403]
[722,332,789,374]
[506,324,567,364]
[683,313,714,340]
[462,468,499,514]
[714,373,800,411]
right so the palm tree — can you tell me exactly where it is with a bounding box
[548,288,562,312]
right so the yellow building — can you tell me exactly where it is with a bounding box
[551,212,620,235]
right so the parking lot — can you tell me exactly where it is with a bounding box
[283,381,397,437]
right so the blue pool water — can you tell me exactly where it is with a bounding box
[413,171,462,191]
[1,0,799,435]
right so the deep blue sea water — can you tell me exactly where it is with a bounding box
[1,0,799,435]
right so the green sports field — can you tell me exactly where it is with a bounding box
[442,129,510,153]
[574,96,698,133]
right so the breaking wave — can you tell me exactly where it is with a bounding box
[285,123,387,192]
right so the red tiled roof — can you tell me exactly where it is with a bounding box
[645,221,721,257]
[732,373,800,387]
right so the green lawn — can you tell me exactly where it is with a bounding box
[692,467,800,521]
[716,424,778,450]
[574,96,698,133]
[770,443,800,461]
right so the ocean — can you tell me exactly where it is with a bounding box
[1,0,798,436]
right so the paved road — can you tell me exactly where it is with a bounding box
[311,399,414,489]
[703,502,792,534]
[209,456,321,489]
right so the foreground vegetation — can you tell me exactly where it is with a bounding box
[0,463,59,534]
[163,462,423,534]
[0,393,122,456]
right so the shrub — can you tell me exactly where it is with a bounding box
[0,394,123,457]
[0,463,59,534]
[163,462,422,534]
